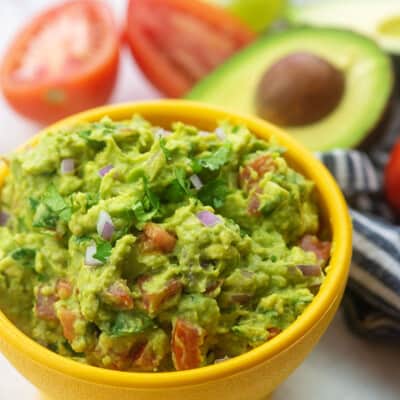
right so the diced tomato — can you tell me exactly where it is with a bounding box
[104,280,134,310]
[125,0,255,97]
[1,0,119,124]
[139,277,182,315]
[172,319,204,371]
[267,327,281,340]
[58,308,77,341]
[141,223,177,253]
[385,141,400,213]
[248,188,262,216]
[132,342,158,371]
[299,235,331,264]
[56,279,73,300]
[239,154,275,191]
[35,289,58,321]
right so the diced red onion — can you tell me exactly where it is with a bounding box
[97,211,114,241]
[190,174,203,190]
[154,128,171,138]
[215,356,230,364]
[215,127,226,141]
[60,159,75,174]
[99,165,113,177]
[85,244,103,266]
[0,211,9,226]
[297,264,321,277]
[197,211,221,227]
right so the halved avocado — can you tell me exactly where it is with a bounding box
[288,0,400,56]
[186,28,394,151]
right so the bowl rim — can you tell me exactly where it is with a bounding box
[0,100,352,388]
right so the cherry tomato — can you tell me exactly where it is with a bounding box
[125,0,255,97]
[1,0,119,124]
[385,140,400,213]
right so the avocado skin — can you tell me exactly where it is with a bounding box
[187,27,394,151]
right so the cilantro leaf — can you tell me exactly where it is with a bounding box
[163,168,191,203]
[195,143,231,172]
[197,179,229,209]
[11,248,36,269]
[132,200,158,223]
[159,138,172,161]
[29,197,39,211]
[93,240,112,263]
[174,167,190,195]
[143,176,160,211]
[43,185,67,213]
[110,311,154,337]
[33,185,72,228]
[74,235,92,244]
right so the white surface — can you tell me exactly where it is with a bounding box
[0,1,400,399]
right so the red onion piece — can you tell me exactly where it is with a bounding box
[297,264,321,277]
[214,356,230,364]
[60,159,75,174]
[97,211,114,241]
[190,174,203,190]
[0,211,9,226]
[197,211,221,227]
[85,244,103,266]
[198,130,212,137]
[99,165,113,177]
[215,127,227,141]
[153,128,171,138]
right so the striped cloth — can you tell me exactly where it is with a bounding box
[316,104,400,339]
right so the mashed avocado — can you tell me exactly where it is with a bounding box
[0,116,330,371]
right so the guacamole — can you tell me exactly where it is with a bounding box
[0,116,330,371]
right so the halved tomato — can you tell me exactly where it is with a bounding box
[126,0,255,97]
[385,141,400,213]
[1,0,119,124]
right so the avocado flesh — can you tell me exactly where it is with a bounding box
[288,0,400,55]
[187,28,393,151]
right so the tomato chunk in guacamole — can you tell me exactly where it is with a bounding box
[0,116,330,371]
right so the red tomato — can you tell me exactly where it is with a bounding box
[299,235,331,264]
[35,288,58,321]
[139,277,182,314]
[58,308,77,342]
[125,0,255,97]
[141,223,177,253]
[1,0,119,124]
[172,319,204,370]
[385,141,400,213]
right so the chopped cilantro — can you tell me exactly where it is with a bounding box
[194,143,231,172]
[197,179,229,209]
[110,311,154,337]
[93,240,112,263]
[159,138,172,161]
[132,200,158,223]
[33,185,72,228]
[11,248,36,268]
[29,197,39,211]
[143,176,160,211]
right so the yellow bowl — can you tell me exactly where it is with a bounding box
[0,100,352,400]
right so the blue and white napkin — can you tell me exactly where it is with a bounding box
[316,106,400,339]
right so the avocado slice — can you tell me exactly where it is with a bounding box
[288,0,400,56]
[186,28,394,151]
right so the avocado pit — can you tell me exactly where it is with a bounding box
[256,52,345,126]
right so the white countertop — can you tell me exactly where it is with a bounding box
[0,1,399,399]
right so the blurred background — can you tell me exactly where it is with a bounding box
[1,0,400,399]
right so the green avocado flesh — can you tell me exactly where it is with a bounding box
[0,116,329,371]
[187,28,393,151]
[288,0,400,55]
